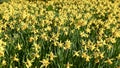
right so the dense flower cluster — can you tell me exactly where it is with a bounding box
[0,0,120,68]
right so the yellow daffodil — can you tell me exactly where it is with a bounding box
[29,37,34,42]
[58,41,64,48]
[41,33,48,41]
[33,53,40,58]
[33,42,40,52]
[24,59,33,68]
[99,52,104,59]
[0,0,120,68]
[85,55,91,62]
[2,60,6,66]
[48,52,57,61]
[64,40,72,50]
[40,58,50,68]
[16,43,22,50]
[0,51,4,57]
[116,54,120,60]
[104,58,114,65]
[93,52,100,58]
[107,44,112,50]
[65,62,73,68]
[13,54,19,62]
[73,51,80,57]
[94,58,99,63]
[82,52,87,58]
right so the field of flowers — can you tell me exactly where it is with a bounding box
[0,0,120,68]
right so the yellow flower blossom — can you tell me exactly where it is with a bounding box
[85,55,91,62]
[81,40,86,45]
[0,39,6,46]
[33,53,40,58]
[2,60,6,66]
[104,58,114,65]
[0,51,4,57]
[93,52,99,58]
[106,37,116,43]
[77,19,87,27]
[45,26,51,31]
[99,52,104,59]
[94,58,99,63]
[107,44,112,50]
[33,42,40,52]
[3,14,9,21]
[13,54,19,62]
[16,43,22,50]
[80,31,89,38]
[40,58,50,68]
[29,37,34,42]
[73,51,80,57]
[58,41,64,48]
[117,66,120,68]
[0,0,120,67]
[81,52,91,62]
[64,31,68,36]
[21,23,28,30]
[82,52,87,58]
[113,30,120,38]
[99,28,104,36]
[0,41,5,57]
[22,10,27,19]
[65,62,73,68]
[41,33,48,41]
[96,40,106,47]
[24,59,33,68]
[64,40,71,50]
[86,28,91,33]
[51,32,59,41]
[89,44,95,51]
[48,52,57,61]
[53,41,58,46]
[116,54,120,60]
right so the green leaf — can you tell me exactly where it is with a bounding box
[46,5,53,11]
